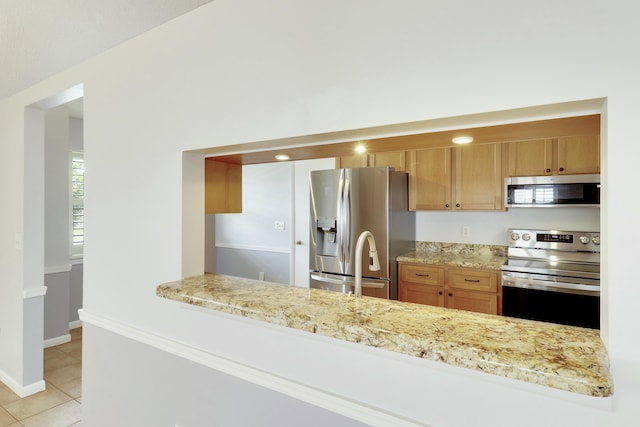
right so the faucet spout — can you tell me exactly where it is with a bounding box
[354,230,381,297]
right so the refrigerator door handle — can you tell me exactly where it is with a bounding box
[337,169,345,270]
[337,169,351,273]
[342,171,351,270]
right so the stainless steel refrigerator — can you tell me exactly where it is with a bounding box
[309,167,415,299]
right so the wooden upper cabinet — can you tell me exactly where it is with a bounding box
[337,151,406,171]
[507,135,599,176]
[370,151,406,172]
[556,135,600,174]
[506,138,553,176]
[205,158,242,214]
[454,144,503,210]
[336,154,368,169]
[408,144,503,211]
[408,148,452,210]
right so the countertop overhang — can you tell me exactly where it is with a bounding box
[156,273,612,397]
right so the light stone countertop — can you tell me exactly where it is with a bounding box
[157,273,612,397]
[397,251,507,270]
[397,242,508,270]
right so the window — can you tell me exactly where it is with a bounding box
[71,152,84,256]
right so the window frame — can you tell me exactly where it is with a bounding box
[70,151,84,258]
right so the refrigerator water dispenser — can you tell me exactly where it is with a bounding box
[316,216,338,257]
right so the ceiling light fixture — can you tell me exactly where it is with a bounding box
[354,144,367,153]
[452,136,474,144]
[275,154,290,161]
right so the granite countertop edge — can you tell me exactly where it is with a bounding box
[156,274,612,398]
[396,251,507,270]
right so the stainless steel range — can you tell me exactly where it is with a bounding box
[501,229,600,329]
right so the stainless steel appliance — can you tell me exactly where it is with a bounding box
[309,167,415,299]
[505,174,600,208]
[501,229,600,329]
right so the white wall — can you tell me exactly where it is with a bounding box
[416,208,600,245]
[1,0,639,425]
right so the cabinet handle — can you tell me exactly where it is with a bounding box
[438,291,443,295]
[559,167,565,172]
[448,292,453,297]
[545,168,551,173]
[455,203,461,208]
[464,278,480,283]
[445,203,450,208]
[415,273,430,277]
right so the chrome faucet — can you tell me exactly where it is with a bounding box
[354,231,381,297]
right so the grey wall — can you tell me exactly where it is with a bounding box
[215,247,290,283]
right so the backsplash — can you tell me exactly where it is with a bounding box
[415,241,507,257]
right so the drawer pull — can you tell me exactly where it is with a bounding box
[464,278,481,283]
[415,273,430,277]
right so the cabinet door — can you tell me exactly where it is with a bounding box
[336,154,368,168]
[446,289,498,315]
[506,139,553,176]
[454,144,503,210]
[370,151,406,172]
[205,159,242,214]
[408,148,452,210]
[399,283,445,306]
[555,135,600,174]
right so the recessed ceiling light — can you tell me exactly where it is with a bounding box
[275,154,290,161]
[354,144,367,153]
[452,136,474,144]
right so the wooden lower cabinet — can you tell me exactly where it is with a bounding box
[398,263,501,315]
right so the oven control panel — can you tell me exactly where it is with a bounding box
[508,229,600,252]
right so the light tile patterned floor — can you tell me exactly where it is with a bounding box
[0,328,82,426]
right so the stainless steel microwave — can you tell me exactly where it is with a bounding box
[505,174,600,208]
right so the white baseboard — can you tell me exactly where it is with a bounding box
[69,320,83,330]
[0,369,45,398]
[44,334,71,348]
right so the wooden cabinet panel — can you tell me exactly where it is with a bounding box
[400,264,445,286]
[205,159,242,214]
[370,151,406,172]
[398,262,501,315]
[507,135,599,177]
[556,135,600,174]
[408,148,452,210]
[446,289,498,315]
[506,139,553,176]
[399,283,445,307]
[454,144,503,210]
[447,268,498,292]
[338,151,406,171]
[336,154,368,168]
[408,144,503,211]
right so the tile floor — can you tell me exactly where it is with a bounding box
[0,327,82,426]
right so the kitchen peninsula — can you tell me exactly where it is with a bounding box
[156,274,612,398]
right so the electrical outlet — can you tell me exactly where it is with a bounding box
[462,225,471,237]
[274,220,285,230]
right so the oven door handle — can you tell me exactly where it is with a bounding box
[502,277,600,296]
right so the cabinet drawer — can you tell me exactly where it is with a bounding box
[447,269,498,292]
[399,264,445,286]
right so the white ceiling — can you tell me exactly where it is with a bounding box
[0,0,214,102]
